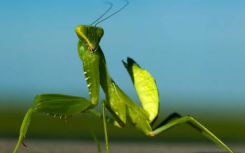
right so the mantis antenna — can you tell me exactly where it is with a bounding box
[95,0,129,26]
[90,2,113,26]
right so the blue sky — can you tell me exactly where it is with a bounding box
[0,0,245,112]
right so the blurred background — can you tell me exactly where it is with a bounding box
[0,0,244,144]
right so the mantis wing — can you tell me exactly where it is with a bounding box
[123,57,159,124]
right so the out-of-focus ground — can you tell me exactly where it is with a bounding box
[2,139,244,153]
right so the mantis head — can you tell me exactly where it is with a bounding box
[75,1,128,53]
[76,25,104,53]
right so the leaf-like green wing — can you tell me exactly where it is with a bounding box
[123,57,159,123]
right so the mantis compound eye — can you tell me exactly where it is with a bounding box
[88,46,93,52]
[86,43,93,52]
[86,43,98,53]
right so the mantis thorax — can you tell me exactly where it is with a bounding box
[75,25,104,53]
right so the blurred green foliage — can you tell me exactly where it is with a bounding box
[0,105,243,142]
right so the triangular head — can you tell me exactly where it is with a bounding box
[75,1,129,53]
[75,25,104,53]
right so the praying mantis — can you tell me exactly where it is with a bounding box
[13,1,235,153]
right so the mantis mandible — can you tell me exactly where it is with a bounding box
[14,1,235,153]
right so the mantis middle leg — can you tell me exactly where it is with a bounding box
[13,94,101,153]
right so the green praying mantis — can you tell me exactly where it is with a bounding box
[14,1,235,153]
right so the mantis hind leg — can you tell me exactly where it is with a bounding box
[153,112,201,132]
[14,107,35,153]
[149,115,235,153]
